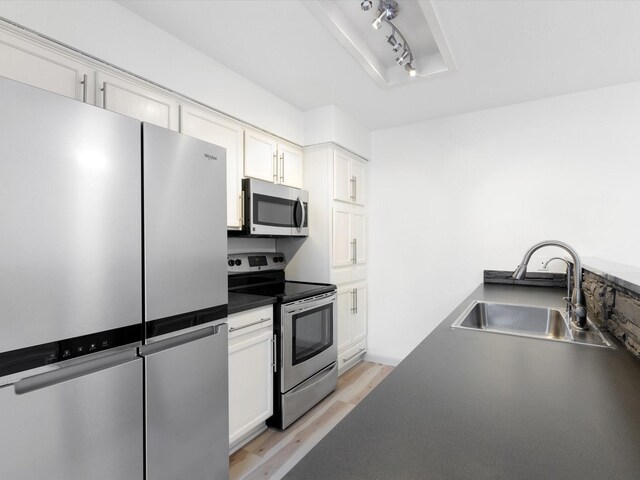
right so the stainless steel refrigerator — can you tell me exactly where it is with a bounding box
[0,77,144,479]
[140,123,229,480]
[0,77,230,479]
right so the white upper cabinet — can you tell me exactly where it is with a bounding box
[244,129,278,183]
[333,150,366,206]
[96,71,179,130]
[179,105,244,230]
[351,159,366,205]
[333,151,352,203]
[278,142,303,188]
[244,129,303,189]
[0,29,91,101]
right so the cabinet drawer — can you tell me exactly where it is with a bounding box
[338,339,366,371]
[228,306,273,339]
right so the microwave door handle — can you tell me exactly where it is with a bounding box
[298,197,306,231]
[294,196,304,231]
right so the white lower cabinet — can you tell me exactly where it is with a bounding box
[336,282,367,372]
[228,306,274,451]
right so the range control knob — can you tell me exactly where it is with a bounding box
[278,256,285,263]
[228,260,234,267]
[235,259,242,266]
[273,256,279,263]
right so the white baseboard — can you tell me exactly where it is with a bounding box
[363,351,403,367]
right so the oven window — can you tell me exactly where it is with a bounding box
[253,194,294,228]
[291,303,333,366]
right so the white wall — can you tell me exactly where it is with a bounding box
[368,81,640,361]
[0,0,304,143]
[304,105,371,159]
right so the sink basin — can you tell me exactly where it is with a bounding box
[452,301,614,348]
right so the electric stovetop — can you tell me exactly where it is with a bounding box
[227,252,335,304]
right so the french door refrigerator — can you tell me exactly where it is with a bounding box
[0,77,144,479]
[140,123,229,480]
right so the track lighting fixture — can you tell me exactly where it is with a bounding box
[364,0,416,78]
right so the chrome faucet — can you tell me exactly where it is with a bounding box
[512,240,588,330]
[542,257,572,316]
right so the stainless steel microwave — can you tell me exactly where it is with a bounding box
[241,178,308,237]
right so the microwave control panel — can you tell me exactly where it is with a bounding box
[227,252,286,274]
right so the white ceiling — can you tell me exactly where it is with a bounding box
[117,0,640,131]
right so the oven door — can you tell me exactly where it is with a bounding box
[245,179,308,236]
[281,291,337,393]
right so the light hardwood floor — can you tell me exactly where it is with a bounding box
[229,361,394,480]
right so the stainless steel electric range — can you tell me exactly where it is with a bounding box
[228,252,337,429]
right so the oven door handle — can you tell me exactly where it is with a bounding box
[283,292,336,314]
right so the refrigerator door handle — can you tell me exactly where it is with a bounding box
[14,349,138,395]
[140,323,226,356]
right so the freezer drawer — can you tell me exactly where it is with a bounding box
[0,351,143,480]
[143,324,229,480]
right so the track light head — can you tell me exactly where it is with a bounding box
[395,49,409,65]
[361,0,373,11]
[405,63,417,77]
[372,10,385,30]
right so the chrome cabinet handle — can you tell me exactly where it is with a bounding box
[350,176,356,201]
[272,334,277,372]
[354,238,358,264]
[101,81,107,108]
[228,317,271,332]
[351,288,357,314]
[353,176,357,202]
[273,152,278,182]
[354,288,358,314]
[351,238,357,264]
[280,153,285,183]
[81,74,87,103]
[342,348,365,363]
[239,192,244,227]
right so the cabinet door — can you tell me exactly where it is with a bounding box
[332,207,353,268]
[244,129,277,183]
[351,284,367,344]
[336,287,352,353]
[0,33,89,101]
[228,328,274,446]
[351,211,367,265]
[333,151,352,203]
[278,142,303,189]
[351,159,366,206]
[180,105,244,229]
[97,71,178,130]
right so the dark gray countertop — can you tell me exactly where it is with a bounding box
[228,292,276,315]
[284,284,640,480]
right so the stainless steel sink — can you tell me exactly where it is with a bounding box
[452,301,614,348]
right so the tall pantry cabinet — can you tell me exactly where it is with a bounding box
[286,144,368,373]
